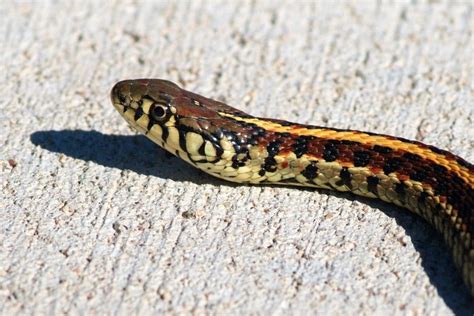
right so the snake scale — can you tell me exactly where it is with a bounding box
[111,79,473,296]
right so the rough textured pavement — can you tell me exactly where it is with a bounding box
[1,1,473,315]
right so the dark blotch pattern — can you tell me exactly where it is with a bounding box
[263,157,277,172]
[302,161,318,180]
[267,140,281,157]
[367,176,379,195]
[383,157,402,175]
[338,167,352,188]
[293,136,313,158]
[232,154,247,169]
[395,182,406,197]
[353,150,371,167]
[322,141,339,162]
[410,169,427,182]
[418,192,430,213]
[241,122,472,234]
[403,152,421,161]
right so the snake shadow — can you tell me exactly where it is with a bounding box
[30,129,473,314]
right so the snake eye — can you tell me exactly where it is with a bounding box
[151,104,167,120]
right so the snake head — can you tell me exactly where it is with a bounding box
[111,79,180,125]
[111,79,253,158]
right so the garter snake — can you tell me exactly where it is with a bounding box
[110,78,473,296]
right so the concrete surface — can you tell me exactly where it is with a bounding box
[1,1,473,315]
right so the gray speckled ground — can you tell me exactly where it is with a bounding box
[1,1,473,314]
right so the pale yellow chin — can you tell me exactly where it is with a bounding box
[118,106,146,135]
[112,102,123,113]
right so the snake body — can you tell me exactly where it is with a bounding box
[111,79,473,295]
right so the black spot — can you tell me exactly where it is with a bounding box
[258,169,266,176]
[418,191,429,209]
[267,140,281,157]
[231,155,246,169]
[353,151,371,167]
[410,169,427,182]
[419,191,429,202]
[434,181,448,196]
[293,136,311,158]
[367,176,379,195]
[134,107,144,121]
[323,142,339,162]
[294,147,307,158]
[338,167,352,187]
[302,161,318,180]
[403,152,421,161]
[395,182,405,197]
[264,157,277,172]
[237,146,249,154]
[433,164,447,174]
[450,174,463,192]
[383,157,402,174]
[373,145,392,154]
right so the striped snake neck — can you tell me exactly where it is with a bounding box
[111,78,474,296]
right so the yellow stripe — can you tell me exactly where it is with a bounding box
[219,112,473,187]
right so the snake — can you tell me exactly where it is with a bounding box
[110,78,473,296]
